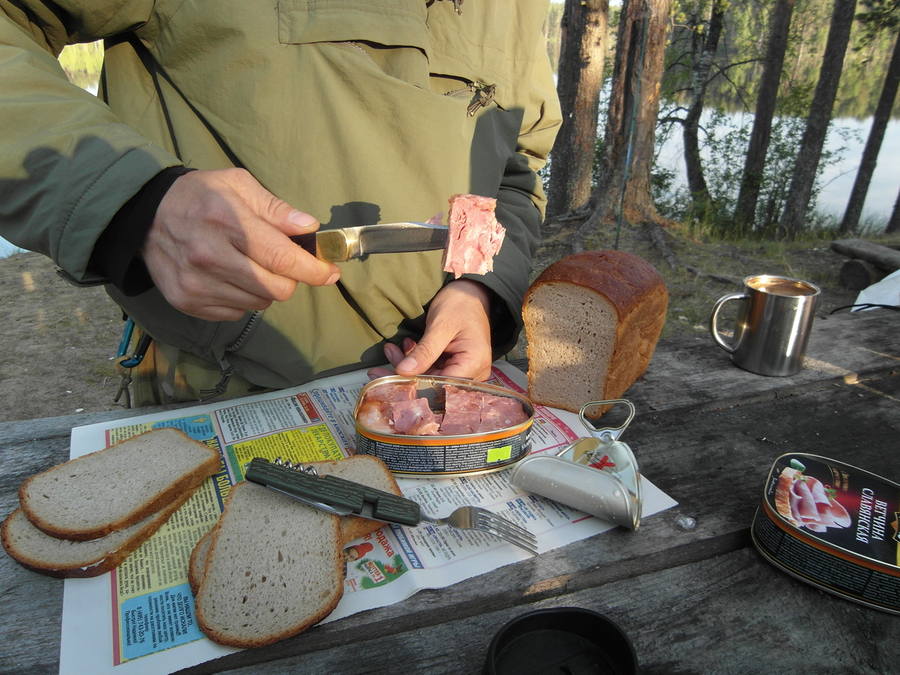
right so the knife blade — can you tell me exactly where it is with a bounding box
[290,222,449,262]
[244,457,422,526]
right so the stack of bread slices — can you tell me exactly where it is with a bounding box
[1,427,220,577]
[2,427,406,648]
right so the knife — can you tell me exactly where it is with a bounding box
[244,457,422,526]
[290,222,449,262]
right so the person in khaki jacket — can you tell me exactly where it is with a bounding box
[0,0,561,405]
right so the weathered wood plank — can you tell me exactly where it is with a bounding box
[831,238,900,272]
[197,548,898,675]
[628,309,898,413]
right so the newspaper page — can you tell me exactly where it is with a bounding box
[59,361,677,674]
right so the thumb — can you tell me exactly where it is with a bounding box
[251,186,319,235]
[395,334,445,375]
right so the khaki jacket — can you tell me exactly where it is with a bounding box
[0,0,561,392]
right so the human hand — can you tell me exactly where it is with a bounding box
[142,168,340,321]
[367,280,493,381]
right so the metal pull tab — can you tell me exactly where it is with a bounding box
[578,399,635,443]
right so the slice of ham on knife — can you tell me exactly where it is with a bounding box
[441,194,506,279]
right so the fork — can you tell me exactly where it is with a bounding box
[419,506,538,555]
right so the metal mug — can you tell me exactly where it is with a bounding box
[710,274,820,376]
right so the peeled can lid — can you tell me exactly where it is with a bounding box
[483,607,637,675]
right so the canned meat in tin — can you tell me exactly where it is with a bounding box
[751,453,900,615]
[354,375,534,476]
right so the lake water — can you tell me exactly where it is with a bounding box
[2,113,897,259]
[657,113,899,227]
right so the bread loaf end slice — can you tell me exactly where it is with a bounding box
[19,428,220,541]
[523,250,668,412]
[195,482,344,648]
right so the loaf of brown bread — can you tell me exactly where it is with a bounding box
[522,250,668,412]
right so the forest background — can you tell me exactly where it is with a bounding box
[0,0,898,421]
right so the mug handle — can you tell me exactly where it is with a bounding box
[709,292,747,353]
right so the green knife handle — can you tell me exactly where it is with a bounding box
[245,458,421,527]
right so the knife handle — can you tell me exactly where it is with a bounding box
[290,233,317,257]
[245,457,421,527]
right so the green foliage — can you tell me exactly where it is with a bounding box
[855,0,899,44]
[57,42,103,90]
[662,0,899,119]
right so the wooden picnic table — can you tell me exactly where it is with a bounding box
[1,308,898,674]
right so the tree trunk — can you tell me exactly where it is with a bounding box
[779,0,858,239]
[576,0,672,246]
[734,0,796,234]
[886,185,900,233]
[682,0,726,222]
[546,0,610,219]
[839,32,900,234]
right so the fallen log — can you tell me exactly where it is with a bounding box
[839,258,887,291]
[830,238,900,272]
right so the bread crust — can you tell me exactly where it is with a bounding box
[1,489,193,578]
[19,428,220,541]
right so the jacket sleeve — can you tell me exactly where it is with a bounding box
[0,2,182,282]
[469,38,562,355]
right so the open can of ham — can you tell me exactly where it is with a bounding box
[353,375,534,476]
[751,453,900,615]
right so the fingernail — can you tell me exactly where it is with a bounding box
[288,210,317,227]
[325,271,340,285]
[396,356,417,372]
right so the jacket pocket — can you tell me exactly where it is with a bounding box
[277,0,429,53]
[425,2,517,111]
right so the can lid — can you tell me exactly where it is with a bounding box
[483,607,637,675]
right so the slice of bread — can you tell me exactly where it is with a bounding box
[1,489,193,578]
[318,455,403,542]
[522,250,668,413]
[187,455,402,594]
[188,530,213,596]
[19,428,220,541]
[194,481,344,648]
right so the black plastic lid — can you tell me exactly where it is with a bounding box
[484,607,637,675]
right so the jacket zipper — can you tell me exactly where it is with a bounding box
[445,81,496,116]
[200,309,263,400]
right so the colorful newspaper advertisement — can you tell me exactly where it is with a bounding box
[59,362,677,674]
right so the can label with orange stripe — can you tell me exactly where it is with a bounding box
[353,375,534,477]
[751,453,900,614]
